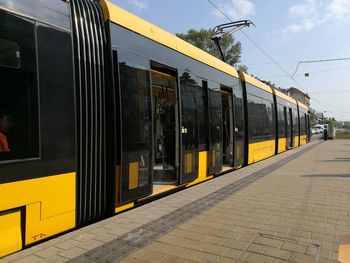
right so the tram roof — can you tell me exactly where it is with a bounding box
[100,1,239,78]
[274,88,297,105]
[239,72,273,94]
[298,101,309,110]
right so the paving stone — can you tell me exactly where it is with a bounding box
[201,254,233,263]
[289,252,315,263]
[281,242,307,253]
[43,255,70,263]
[34,247,65,259]
[119,257,146,263]
[55,240,82,250]
[203,244,228,256]
[158,255,196,263]
[129,249,168,262]
[222,248,242,259]
[3,247,42,262]
[76,239,103,250]
[221,240,249,250]
[58,247,87,259]
[72,233,97,242]
[263,247,291,260]
[244,253,275,263]
[246,243,267,254]
[257,237,284,249]
[11,255,44,263]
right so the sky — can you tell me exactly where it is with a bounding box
[111,0,350,121]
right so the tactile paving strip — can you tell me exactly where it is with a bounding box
[70,142,322,263]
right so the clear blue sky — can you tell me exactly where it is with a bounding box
[111,0,350,121]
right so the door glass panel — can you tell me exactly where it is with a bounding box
[277,104,287,142]
[300,113,304,135]
[198,80,208,151]
[179,72,198,183]
[289,108,294,147]
[208,81,222,174]
[285,107,291,148]
[221,87,233,165]
[118,50,152,202]
[232,82,245,167]
[293,108,299,138]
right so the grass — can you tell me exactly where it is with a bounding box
[336,131,350,139]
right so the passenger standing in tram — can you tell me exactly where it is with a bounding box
[0,113,14,152]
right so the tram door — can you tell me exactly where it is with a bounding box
[151,62,178,186]
[179,72,199,183]
[232,85,245,168]
[288,108,294,148]
[285,107,291,149]
[307,114,311,142]
[221,88,234,166]
[116,50,153,204]
[207,83,222,175]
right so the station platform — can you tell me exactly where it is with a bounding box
[2,139,350,263]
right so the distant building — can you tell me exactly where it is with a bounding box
[284,87,310,107]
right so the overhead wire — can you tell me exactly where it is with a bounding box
[261,65,350,79]
[309,89,350,95]
[206,0,331,112]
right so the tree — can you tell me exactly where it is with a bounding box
[176,28,247,72]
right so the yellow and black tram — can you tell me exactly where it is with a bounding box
[0,0,310,257]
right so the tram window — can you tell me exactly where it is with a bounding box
[0,13,39,162]
[0,39,20,68]
[246,84,275,143]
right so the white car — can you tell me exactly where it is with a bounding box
[312,125,324,134]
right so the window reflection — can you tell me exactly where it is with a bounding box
[246,84,275,143]
[119,50,152,190]
[0,13,39,162]
[179,72,199,177]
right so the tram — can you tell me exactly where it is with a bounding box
[0,0,310,257]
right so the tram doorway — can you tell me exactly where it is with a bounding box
[151,62,179,190]
[221,88,234,168]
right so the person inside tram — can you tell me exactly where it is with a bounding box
[0,113,14,152]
